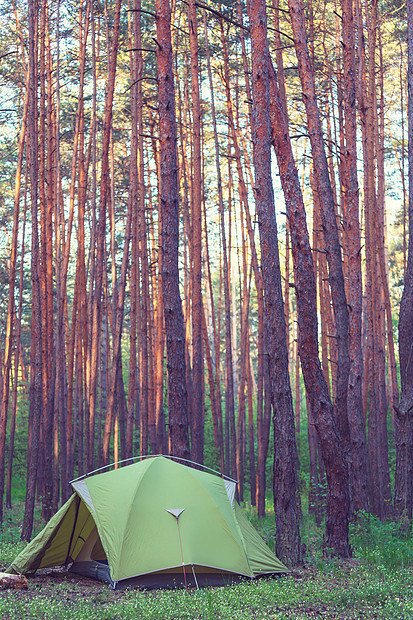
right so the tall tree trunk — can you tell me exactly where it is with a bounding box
[0,77,28,524]
[247,334,257,506]
[6,192,27,510]
[156,0,190,459]
[101,170,133,463]
[203,10,224,471]
[341,0,369,513]
[268,58,351,556]
[247,0,301,565]
[88,0,121,469]
[288,0,351,460]
[22,0,43,541]
[127,0,139,459]
[395,0,413,527]
[364,0,392,519]
[137,9,150,456]
[188,0,204,465]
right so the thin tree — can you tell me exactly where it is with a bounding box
[0,77,28,524]
[22,0,43,541]
[188,0,204,465]
[341,0,368,513]
[88,0,122,469]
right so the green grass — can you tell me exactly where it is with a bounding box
[1,503,412,620]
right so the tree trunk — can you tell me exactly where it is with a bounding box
[341,0,368,514]
[188,0,204,465]
[268,58,350,556]
[288,0,351,459]
[22,0,43,541]
[156,0,190,459]
[247,0,301,565]
[88,0,121,469]
[0,76,28,524]
[395,0,413,528]
[0,573,28,590]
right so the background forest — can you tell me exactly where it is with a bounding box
[0,0,412,571]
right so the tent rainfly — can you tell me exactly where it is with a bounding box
[9,456,289,589]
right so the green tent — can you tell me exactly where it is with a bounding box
[10,456,288,589]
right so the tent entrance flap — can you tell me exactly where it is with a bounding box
[73,526,106,563]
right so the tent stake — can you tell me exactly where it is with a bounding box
[191,564,199,590]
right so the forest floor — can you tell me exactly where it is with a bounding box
[0,503,412,619]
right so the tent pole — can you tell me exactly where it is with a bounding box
[69,454,238,485]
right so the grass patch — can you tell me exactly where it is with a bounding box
[1,503,412,619]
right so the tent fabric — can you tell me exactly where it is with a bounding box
[9,494,94,574]
[10,457,288,588]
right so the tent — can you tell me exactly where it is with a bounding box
[10,456,288,589]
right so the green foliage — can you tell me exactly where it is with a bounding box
[350,511,413,572]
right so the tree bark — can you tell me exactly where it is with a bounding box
[156,0,190,459]
[88,0,121,469]
[395,0,413,527]
[268,58,351,556]
[0,76,28,524]
[341,0,369,514]
[0,573,28,590]
[22,0,43,541]
[288,0,351,458]
[247,0,301,565]
[188,0,204,465]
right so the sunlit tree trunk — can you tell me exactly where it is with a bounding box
[364,0,392,519]
[203,11,224,470]
[0,79,28,523]
[137,8,150,456]
[188,0,204,465]
[88,0,121,469]
[341,0,368,514]
[101,163,133,463]
[236,215,251,500]
[22,0,43,541]
[127,0,139,458]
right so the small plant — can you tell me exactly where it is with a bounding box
[350,511,413,571]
